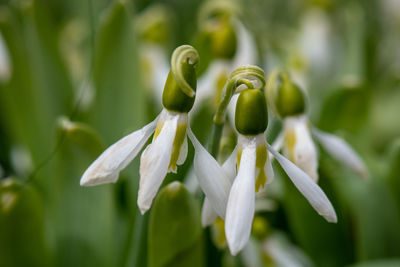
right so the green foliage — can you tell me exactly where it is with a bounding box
[148,182,204,267]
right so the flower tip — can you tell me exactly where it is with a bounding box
[79,171,118,187]
[228,244,241,256]
[139,206,148,215]
[358,168,370,180]
[323,211,337,223]
[137,195,151,215]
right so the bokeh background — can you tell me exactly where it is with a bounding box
[1,0,400,266]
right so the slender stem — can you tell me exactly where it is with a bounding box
[209,123,224,158]
[209,65,266,158]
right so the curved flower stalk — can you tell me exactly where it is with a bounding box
[267,70,369,181]
[194,0,257,117]
[136,4,172,105]
[193,66,337,256]
[81,45,203,214]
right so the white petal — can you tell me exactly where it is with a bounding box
[267,143,337,223]
[312,128,369,178]
[187,127,231,219]
[222,146,238,182]
[272,131,285,152]
[143,45,170,104]
[177,135,188,165]
[201,149,238,227]
[80,119,157,186]
[137,116,178,214]
[201,198,218,227]
[265,154,275,184]
[231,19,257,68]
[227,93,239,124]
[283,117,319,182]
[225,145,256,256]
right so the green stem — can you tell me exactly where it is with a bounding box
[209,123,224,158]
[209,65,266,158]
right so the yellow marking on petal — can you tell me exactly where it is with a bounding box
[168,122,187,172]
[255,143,267,192]
[212,217,227,248]
[153,120,164,141]
[285,128,297,163]
[237,147,242,170]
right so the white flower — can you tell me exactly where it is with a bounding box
[194,132,337,255]
[141,44,169,105]
[279,115,319,181]
[273,115,368,180]
[81,108,190,214]
[194,20,257,119]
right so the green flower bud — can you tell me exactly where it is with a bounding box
[267,72,306,118]
[162,45,199,112]
[162,65,196,112]
[235,89,268,135]
[136,5,171,45]
[209,20,237,60]
[149,182,203,267]
[0,178,50,267]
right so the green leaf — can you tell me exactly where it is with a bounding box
[320,156,400,261]
[148,182,204,267]
[386,138,400,220]
[0,178,51,267]
[50,124,117,267]
[318,84,369,134]
[347,259,400,267]
[90,0,146,143]
[279,163,354,267]
[58,117,104,156]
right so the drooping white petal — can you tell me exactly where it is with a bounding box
[196,61,231,105]
[201,198,218,227]
[266,143,337,223]
[263,232,314,267]
[227,93,239,124]
[283,116,319,182]
[188,127,231,219]
[272,131,285,152]
[231,19,257,69]
[201,148,238,227]
[137,115,178,214]
[312,128,369,178]
[177,135,188,165]
[241,238,264,267]
[222,146,238,182]
[225,145,256,256]
[265,154,275,185]
[80,118,157,186]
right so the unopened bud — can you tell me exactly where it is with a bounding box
[235,89,268,135]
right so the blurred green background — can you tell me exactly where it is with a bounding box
[0,0,399,266]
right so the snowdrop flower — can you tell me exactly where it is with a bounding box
[194,0,257,118]
[267,70,368,181]
[81,45,201,214]
[193,66,337,256]
[136,4,172,105]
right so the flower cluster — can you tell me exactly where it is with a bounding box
[81,44,366,256]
